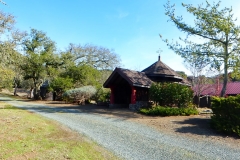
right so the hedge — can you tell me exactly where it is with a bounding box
[139,106,198,116]
[211,95,240,137]
[149,83,193,108]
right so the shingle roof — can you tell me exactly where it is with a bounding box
[226,82,240,95]
[141,56,183,80]
[103,68,153,88]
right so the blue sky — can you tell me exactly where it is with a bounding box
[1,0,240,75]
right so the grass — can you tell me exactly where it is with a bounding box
[0,102,118,160]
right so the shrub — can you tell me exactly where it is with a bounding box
[63,86,97,103]
[211,96,240,137]
[150,83,194,108]
[139,106,198,116]
[48,77,74,100]
[49,77,73,92]
[93,87,110,102]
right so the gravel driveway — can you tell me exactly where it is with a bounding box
[1,96,240,160]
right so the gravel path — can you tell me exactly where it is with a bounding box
[1,96,240,160]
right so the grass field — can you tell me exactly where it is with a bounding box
[0,102,118,160]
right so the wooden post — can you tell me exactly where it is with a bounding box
[110,86,115,104]
[131,86,136,104]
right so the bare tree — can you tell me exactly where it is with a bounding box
[185,56,217,107]
[67,43,121,70]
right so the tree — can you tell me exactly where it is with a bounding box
[0,67,14,90]
[21,29,58,99]
[185,56,215,107]
[161,1,240,97]
[49,77,73,100]
[0,11,15,66]
[175,71,187,79]
[62,64,101,88]
[66,43,121,70]
[0,10,25,93]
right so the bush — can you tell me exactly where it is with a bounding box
[139,106,198,116]
[150,83,194,108]
[93,87,110,102]
[211,96,240,137]
[49,77,73,92]
[48,77,74,100]
[63,86,97,103]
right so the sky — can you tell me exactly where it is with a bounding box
[1,0,240,75]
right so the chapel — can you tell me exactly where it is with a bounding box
[103,56,188,110]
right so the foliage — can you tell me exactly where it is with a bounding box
[62,64,101,87]
[0,11,25,92]
[66,43,121,70]
[0,67,14,90]
[20,29,61,99]
[62,86,97,102]
[161,1,240,97]
[0,10,14,35]
[176,71,187,79]
[211,96,240,137]
[139,106,198,116]
[49,77,73,92]
[94,87,110,102]
[49,77,73,100]
[0,10,119,97]
[150,83,193,108]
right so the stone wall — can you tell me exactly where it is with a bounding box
[129,101,148,111]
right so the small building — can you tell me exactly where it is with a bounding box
[103,56,188,110]
[40,80,52,100]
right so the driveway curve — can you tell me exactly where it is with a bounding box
[1,96,240,160]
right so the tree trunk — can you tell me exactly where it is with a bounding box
[197,95,200,108]
[33,78,38,99]
[221,45,228,97]
[221,69,228,97]
[13,82,17,96]
[13,85,17,96]
[30,88,34,98]
[13,77,17,96]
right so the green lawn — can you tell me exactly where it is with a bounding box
[0,102,118,160]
